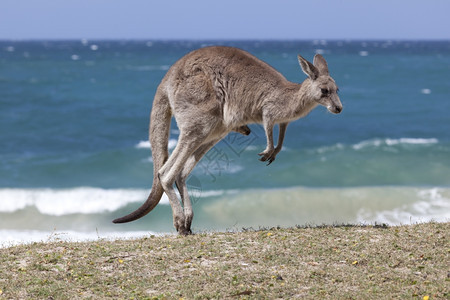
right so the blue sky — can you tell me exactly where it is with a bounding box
[1,0,449,40]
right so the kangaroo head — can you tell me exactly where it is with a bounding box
[298,54,342,114]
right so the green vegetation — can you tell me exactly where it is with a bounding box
[0,222,448,299]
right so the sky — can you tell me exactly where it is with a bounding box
[1,0,449,40]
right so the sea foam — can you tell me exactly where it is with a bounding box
[125,65,170,71]
[356,187,450,225]
[136,139,178,150]
[352,138,438,150]
[203,186,450,228]
[309,138,439,154]
[0,229,159,248]
[0,187,227,216]
[0,188,162,216]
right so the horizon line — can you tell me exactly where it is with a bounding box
[1,38,450,42]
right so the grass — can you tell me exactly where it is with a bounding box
[0,222,448,299]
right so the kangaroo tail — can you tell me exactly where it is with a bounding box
[113,90,171,224]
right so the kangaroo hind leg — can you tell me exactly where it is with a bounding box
[175,138,222,233]
[159,131,211,235]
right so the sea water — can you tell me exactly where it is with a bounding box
[1,40,449,246]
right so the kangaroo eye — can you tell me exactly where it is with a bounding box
[321,88,329,95]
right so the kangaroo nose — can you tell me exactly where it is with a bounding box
[335,105,342,113]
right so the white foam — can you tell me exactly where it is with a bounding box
[0,188,157,216]
[168,139,178,150]
[203,186,450,228]
[385,138,438,146]
[225,164,243,174]
[242,145,259,151]
[126,65,170,71]
[0,186,228,216]
[0,229,160,248]
[200,190,227,197]
[315,143,345,154]
[315,49,325,55]
[356,187,450,225]
[307,138,438,153]
[136,139,177,150]
[359,51,369,57]
[136,140,150,149]
[418,188,450,208]
[352,138,438,150]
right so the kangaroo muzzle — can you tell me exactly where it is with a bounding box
[327,96,343,114]
[328,104,343,114]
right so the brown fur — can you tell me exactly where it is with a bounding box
[113,46,342,235]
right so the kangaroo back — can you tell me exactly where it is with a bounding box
[113,89,171,223]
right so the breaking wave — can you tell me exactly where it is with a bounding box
[352,138,438,150]
[135,139,178,150]
[0,187,228,216]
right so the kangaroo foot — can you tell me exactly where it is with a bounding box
[185,216,193,233]
[174,215,188,235]
[178,227,192,236]
[175,223,192,235]
[174,218,193,235]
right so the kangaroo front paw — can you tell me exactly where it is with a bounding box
[258,149,278,165]
[258,149,274,162]
[266,155,276,165]
[233,125,251,136]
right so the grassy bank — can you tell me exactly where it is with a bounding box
[0,222,448,299]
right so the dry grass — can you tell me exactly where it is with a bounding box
[0,222,448,299]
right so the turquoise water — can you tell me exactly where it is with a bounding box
[1,40,449,245]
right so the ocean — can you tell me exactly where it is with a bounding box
[1,40,449,246]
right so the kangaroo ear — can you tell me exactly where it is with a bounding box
[313,54,329,75]
[298,55,319,80]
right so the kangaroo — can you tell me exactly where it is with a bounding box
[113,46,342,235]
